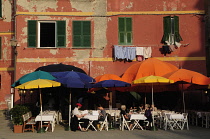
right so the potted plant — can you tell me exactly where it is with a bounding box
[10,104,30,133]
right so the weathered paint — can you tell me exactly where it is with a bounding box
[0,0,208,109]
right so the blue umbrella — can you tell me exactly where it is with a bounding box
[54,76,93,127]
[50,71,95,83]
[54,77,93,88]
[93,80,131,88]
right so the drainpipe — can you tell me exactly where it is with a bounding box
[10,0,17,108]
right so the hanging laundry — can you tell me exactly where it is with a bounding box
[127,47,136,61]
[136,47,144,55]
[175,41,182,48]
[162,45,171,55]
[114,45,126,60]
[143,47,152,58]
[136,47,144,61]
[169,44,176,52]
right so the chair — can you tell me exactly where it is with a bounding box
[78,121,84,131]
[201,112,208,128]
[181,113,189,130]
[163,113,174,130]
[28,111,35,122]
[120,114,131,131]
[22,113,36,132]
[99,114,109,131]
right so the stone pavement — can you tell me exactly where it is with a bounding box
[1,111,210,139]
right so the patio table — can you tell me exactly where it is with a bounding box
[130,114,147,130]
[35,111,57,132]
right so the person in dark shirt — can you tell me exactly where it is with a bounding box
[144,105,152,129]
[120,105,133,129]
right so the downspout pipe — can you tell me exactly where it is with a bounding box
[11,0,17,108]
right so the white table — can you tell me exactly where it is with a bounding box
[130,114,147,130]
[165,113,184,130]
[35,111,56,132]
[83,115,99,131]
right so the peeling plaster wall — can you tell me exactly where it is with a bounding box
[2,0,12,22]
[17,0,58,12]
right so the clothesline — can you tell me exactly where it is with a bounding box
[111,45,160,48]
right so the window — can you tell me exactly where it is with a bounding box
[0,37,1,59]
[0,0,2,18]
[118,17,132,45]
[161,16,182,45]
[73,21,91,48]
[28,20,66,48]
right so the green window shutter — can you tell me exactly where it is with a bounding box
[73,21,82,47]
[0,0,2,17]
[28,20,37,48]
[82,21,91,47]
[126,18,132,44]
[73,21,91,48]
[119,18,125,44]
[56,21,66,48]
[0,37,1,59]
[161,16,171,43]
[174,16,183,42]
[118,17,132,45]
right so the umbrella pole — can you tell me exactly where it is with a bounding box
[69,90,71,127]
[181,83,185,113]
[152,84,154,127]
[151,83,157,131]
[38,88,45,133]
[40,89,43,129]
[183,91,185,113]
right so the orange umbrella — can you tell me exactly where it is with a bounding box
[162,69,210,85]
[95,74,124,83]
[162,69,210,112]
[121,58,178,83]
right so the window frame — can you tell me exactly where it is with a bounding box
[27,20,66,48]
[118,17,132,45]
[72,20,91,48]
[161,16,182,44]
[37,21,57,48]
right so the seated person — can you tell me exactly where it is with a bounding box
[98,106,106,121]
[144,105,152,128]
[120,105,133,129]
[150,104,157,111]
[71,103,89,132]
[138,104,144,113]
[97,106,112,128]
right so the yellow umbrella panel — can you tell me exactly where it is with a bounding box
[133,75,174,84]
[133,75,174,130]
[15,79,61,89]
[15,79,61,132]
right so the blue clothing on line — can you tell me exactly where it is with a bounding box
[126,47,136,60]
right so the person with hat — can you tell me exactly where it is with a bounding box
[71,103,89,132]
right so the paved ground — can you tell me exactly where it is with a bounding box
[1,112,210,139]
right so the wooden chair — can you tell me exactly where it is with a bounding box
[22,113,36,132]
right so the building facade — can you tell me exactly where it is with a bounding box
[0,0,207,109]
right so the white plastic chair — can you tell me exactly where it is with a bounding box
[164,113,174,130]
[99,114,109,131]
[181,113,189,130]
[120,114,131,131]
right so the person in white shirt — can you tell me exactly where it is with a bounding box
[72,103,88,132]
